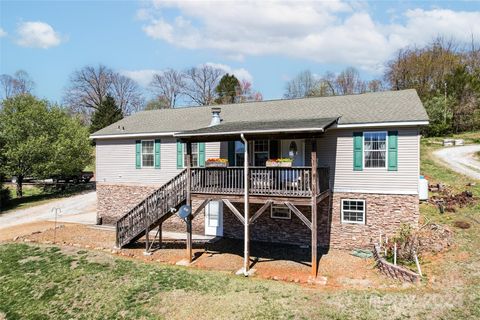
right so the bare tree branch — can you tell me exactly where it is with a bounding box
[149,69,185,108]
[63,65,144,121]
[183,65,224,106]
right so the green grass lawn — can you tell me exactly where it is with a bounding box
[0,136,479,319]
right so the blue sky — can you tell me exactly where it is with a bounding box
[1,0,479,104]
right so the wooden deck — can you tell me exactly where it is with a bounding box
[191,166,329,199]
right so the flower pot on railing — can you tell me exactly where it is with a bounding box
[205,158,228,168]
[266,159,292,167]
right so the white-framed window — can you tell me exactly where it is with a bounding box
[254,140,269,166]
[183,143,199,167]
[364,131,387,168]
[271,204,291,220]
[341,199,366,224]
[141,140,154,168]
[235,141,245,166]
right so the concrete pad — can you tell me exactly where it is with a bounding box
[235,267,256,277]
[308,275,328,285]
[175,258,192,266]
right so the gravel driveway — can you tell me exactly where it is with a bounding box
[0,191,96,230]
[433,144,480,180]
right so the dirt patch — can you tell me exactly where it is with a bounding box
[453,220,471,229]
[14,224,392,289]
[429,189,477,213]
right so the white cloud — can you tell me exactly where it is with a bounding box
[139,1,480,73]
[205,62,253,84]
[0,27,7,38]
[120,69,161,87]
[16,21,62,48]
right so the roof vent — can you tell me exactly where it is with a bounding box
[209,107,222,126]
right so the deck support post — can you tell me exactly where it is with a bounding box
[186,142,193,263]
[310,139,318,277]
[144,224,150,254]
[241,134,250,275]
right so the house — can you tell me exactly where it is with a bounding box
[90,89,429,276]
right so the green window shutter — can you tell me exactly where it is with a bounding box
[388,131,398,171]
[135,140,141,169]
[353,132,363,171]
[228,141,235,166]
[199,142,206,167]
[176,142,183,169]
[154,139,161,169]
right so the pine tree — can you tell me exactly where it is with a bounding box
[90,95,123,133]
[215,73,240,104]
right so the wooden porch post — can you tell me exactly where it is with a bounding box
[310,139,318,277]
[241,134,250,274]
[186,142,193,263]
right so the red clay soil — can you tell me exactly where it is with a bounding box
[4,223,395,289]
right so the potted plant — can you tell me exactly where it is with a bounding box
[205,158,228,168]
[266,158,292,167]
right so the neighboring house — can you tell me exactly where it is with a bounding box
[91,89,428,275]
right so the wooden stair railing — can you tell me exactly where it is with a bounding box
[115,169,187,248]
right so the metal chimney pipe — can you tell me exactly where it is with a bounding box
[209,107,222,126]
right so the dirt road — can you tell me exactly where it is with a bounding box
[0,191,96,231]
[433,144,480,180]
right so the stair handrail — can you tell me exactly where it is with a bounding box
[116,169,187,247]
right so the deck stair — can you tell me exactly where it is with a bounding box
[116,170,187,248]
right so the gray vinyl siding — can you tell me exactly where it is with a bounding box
[96,128,420,194]
[95,138,221,186]
[317,127,420,195]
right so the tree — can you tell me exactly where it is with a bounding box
[384,38,462,100]
[0,94,92,197]
[284,70,319,98]
[0,70,35,100]
[445,66,480,133]
[183,65,224,105]
[423,96,453,136]
[236,80,263,103]
[149,69,185,108]
[0,134,10,209]
[215,73,240,104]
[144,96,171,110]
[335,67,365,95]
[367,79,384,92]
[90,95,124,133]
[64,65,143,121]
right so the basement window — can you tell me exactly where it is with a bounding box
[341,199,365,224]
[271,204,292,220]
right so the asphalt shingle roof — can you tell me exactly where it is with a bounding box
[91,89,428,138]
[175,118,338,136]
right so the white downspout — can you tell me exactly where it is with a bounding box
[240,133,250,275]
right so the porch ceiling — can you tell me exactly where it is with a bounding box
[175,117,338,142]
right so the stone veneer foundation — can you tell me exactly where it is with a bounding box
[218,192,418,250]
[96,183,205,234]
[97,183,419,250]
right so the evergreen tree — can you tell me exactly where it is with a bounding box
[90,95,123,133]
[215,73,240,104]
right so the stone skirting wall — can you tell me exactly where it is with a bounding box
[221,192,419,250]
[222,199,331,247]
[96,183,205,234]
[329,192,419,249]
[97,183,419,249]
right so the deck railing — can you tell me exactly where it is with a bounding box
[191,166,329,197]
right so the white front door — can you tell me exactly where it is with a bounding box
[281,139,305,166]
[205,201,223,236]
